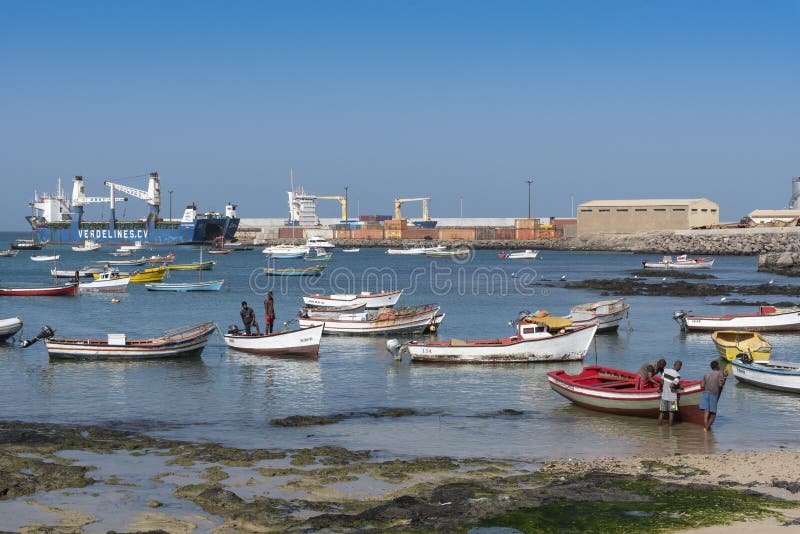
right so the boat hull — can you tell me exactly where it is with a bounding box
[569,299,630,333]
[675,308,800,332]
[547,366,705,424]
[264,266,325,276]
[145,280,224,291]
[302,290,403,309]
[298,306,440,335]
[79,278,130,292]
[731,359,800,393]
[406,325,597,363]
[223,325,324,357]
[712,331,772,361]
[0,283,78,296]
[0,317,23,341]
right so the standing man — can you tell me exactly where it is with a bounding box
[658,360,682,426]
[700,360,727,432]
[637,358,666,388]
[240,301,256,335]
[264,291,275,334]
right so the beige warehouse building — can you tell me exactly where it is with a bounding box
[577,199,719,235]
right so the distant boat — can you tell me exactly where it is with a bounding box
[262,244,308,258]
[30,255,59,262]
[264,265,325,277]
[51,265,105,278]
[341,248,360,253]
[0,317,23,342]
[168,261,215,271]
[79,272,131,293]
[108,250,132,257]
[27,322,216,360]
[101,257,149,266]
[712,331,772,362]
[299,303,367,318]
[71,239,102,252]
[208,249,232,255]
[0,282,79,296]
[209,237,232,255]
[145,280,224,292]
[304,248,333,261]
[303,289,402,309]
[499,249,539,260]
[426,247,469,259]
[0,249,20,257]
[674,306,800,332]
[299,304,442,335]
[643,255,714,269]
[148,252,175,264]
[731,356,800,393]
[94,266,168,283]
[223,324,324,357]
[386,245,446,255]
[10,239,45,250]
[306,236,335,249]
[118,240,145,252]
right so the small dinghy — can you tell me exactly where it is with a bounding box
[264,265,325,276]
[0,317,23,342]
[145,280,224,292]
[30,255,59,262]
[712,331,772,362]
[731,354,800,393]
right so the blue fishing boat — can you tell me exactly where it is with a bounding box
[264,265,325,277]
[144,280,224,292]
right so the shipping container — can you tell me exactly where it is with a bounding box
[402,228,438,239]
[494,228,516,240]
[439,228,477,240]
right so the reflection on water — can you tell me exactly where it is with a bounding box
[0,244,799,459]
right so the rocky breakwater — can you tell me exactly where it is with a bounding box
[758,251,800,276]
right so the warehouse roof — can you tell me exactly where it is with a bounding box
[578,198,716,208]
[749,209,800,218]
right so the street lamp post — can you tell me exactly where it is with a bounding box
[526,179,534,220]
[344,186,349,221]
[169,190,174,221]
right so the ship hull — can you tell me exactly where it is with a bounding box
[31,218,240,245]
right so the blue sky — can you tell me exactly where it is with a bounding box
[0,0,797,228]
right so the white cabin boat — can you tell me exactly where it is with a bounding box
[79,271,131,292]
[303,289,403,309]
[305,236,335,249]
[643,255,714,269]
[568,299,630,332]
[298,305,442,335]
[261,244,309,257]
[71,239,102,252]
[223,324,324,357]
[673,306,800,332]
[51,265,105,278]
[501,249,539,260]
[118,241,145,251]
[731,357,800,393]
[394,320,598,364]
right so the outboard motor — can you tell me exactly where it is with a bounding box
[226,325,240,335]
[21,325,55,348]
[386,338,406,361]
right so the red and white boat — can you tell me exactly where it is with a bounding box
[397,320,597,363]
[547,366,705,424]
[302,289,403,309]
[299,305,442,335]
[223,324,324,357]
[0,282,79,296]
[642,254,714,269]
[567,299,630,333]
[148,252,175,264]
[673,306,800,332]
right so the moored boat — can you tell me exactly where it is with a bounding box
[148,252,175,264]
[304,248,333,261]
[145,280,224,291]
[168,261,215,271]
[0,249,20,257]
[567,299,630,333]
[712,331,772,362]
[51,265,105,278]
[118,240,145,251]
[395,320,597,364]
[425,247,470,259]
[731,356,800,393]
[0,282,79,296]
[547,366,705,424]
[93,266,168,283]
[30,255,59,262]
[674,306,800,332]
[71,239,101,252]
[298,304,442,335]
[0,317,23,342]
[27,322,216,360]
[303,289,402,309]
[500,249,539,260]
[79,272,131,292]
[262,244,308,258]
[386,245,446,255]
[299,303,367,318]
[11,238,46,250]
[264,265,325,276]
[643,255,714,269]
[101,257,148,266]
[223,324,324,357]
[341,248,360,253]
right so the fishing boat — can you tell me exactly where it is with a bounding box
[108,250,132,257]
[306,235,335,249]
[51,265,105,278]
[261,244,308,258]
[673,306,800,332]
[567,299,630,333]
[30,255,59,262]
[0,317,23,341]
[118,240,145,251]
[101,257,148,266]
[0,249,20,257]
[712,331,772,362]
[208,249,232,255]
[79,271,131,292]
[426,247,470,259]
[223,324,324,357]
[145,280,224,291]
[731,355,800,393]
[303,289,403,309]
[168,261,215,271]
[148,252,175,264]
[208,237,232,255]
[264,265,325,277]
[304,248,333,261]
[298,303,367,318]
[386,245,446,255]
[342,248,360,253]
[25,322,215,360]
[547,366,705,424]
[499,249,539,260]
[642,255,715,269]
[393,319,597,364]
[0,282,79,296]
[298,304,442,335]
[93,266,168,283]
[71,239,101,252]
[11,239,45,250]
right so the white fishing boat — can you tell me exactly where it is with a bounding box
[223,324,324,358]
[298,303,367,318]
[261,244,309,257]
[108,250,132,257]
[101,257,149,266]
[0,249,20,257]
[341,248,360,253]
[79,271,131,292]
[567,299,630,332]
[642,255,714,269]
[30,255,59,262]
[386,245,446,255]
[303,289,403,309]
[731,356,800,393]
[0,317,23,342]
[298,305,442,335]
[51,265,105,278]
[306,235,335,249]
[392,319,597,364]
[304,247,333,261]
[673,306,800,332]
[71,239,102,252]
[499,249,539,260]
[118,240,145,251]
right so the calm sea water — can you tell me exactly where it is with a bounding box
[1,231,799,460]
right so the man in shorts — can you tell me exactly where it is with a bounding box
[700,360,728,432]
[658,360,682,426]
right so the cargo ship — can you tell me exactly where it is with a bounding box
[25,173,239,245]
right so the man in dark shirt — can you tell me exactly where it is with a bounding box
[637,358,666,388]
[240,301,256,335]
[264,291,275,334]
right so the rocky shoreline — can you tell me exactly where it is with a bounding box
[2,420,799,533]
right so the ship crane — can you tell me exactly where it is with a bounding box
[317,195,348,221]
[70,176,127,206]
[103,172,162,221]
[393,197,431,221]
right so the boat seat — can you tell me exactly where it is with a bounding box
[450,339,468,346]
[596,380,635,389]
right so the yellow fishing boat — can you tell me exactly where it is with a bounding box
[711,330,772,361]
[168,261,215,271]
[92,266,168,283]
